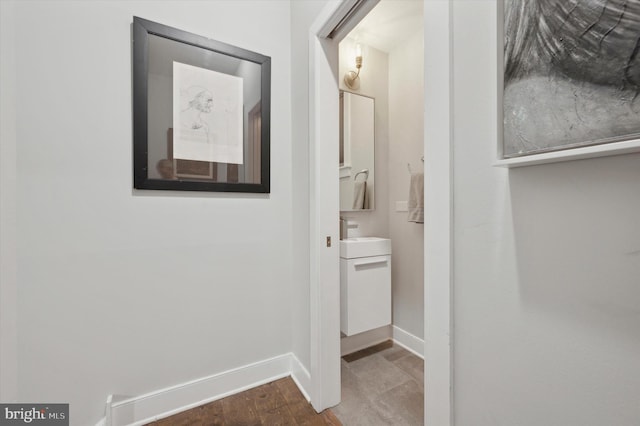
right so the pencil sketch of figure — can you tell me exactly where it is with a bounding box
[173,61,244,164]
[179,86,214,144]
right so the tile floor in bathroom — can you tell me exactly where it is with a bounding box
[332,340,424,426]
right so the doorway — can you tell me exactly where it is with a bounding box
[333,0,426,423]
[307,1,453,425]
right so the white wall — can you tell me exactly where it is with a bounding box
[452,2,640,425]
[2,1,292,425]
[388,28,425,340]
[338,38,390,239]
[0,0,18,403]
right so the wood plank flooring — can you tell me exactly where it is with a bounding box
[145,376,341,426]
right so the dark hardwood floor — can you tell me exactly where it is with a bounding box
[146,376,341,425]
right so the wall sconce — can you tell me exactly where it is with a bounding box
[344,44,363,90]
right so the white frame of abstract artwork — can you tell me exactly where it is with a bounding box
[495,1,640,168]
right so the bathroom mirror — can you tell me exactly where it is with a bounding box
[340,91,375,211]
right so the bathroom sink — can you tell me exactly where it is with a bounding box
[340,237,391,259]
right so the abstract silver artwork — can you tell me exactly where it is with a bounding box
[503,0,640,157]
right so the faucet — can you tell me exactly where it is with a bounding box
[340,217,348,240]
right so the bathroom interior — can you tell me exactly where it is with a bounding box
[334,0,425,423]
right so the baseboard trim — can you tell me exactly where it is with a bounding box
[340,325,425,359]
[340,325,392,356]
[102,333,418,426]
[290,353,311,402]
[108,353,300,426]
[392,325,424,359]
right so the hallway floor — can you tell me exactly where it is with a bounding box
[332,341,424,426]
[145,341,423,425]
[146,377,340,425]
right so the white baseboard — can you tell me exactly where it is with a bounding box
[289,353,311,402]
[102,332,419,426]
[340,325,392,356]
[392,325,424,359]
[339,325,424,359]
[107,353,303,426]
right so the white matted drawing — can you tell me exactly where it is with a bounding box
[173,61,243,164]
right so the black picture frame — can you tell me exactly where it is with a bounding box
[133,17,271,193]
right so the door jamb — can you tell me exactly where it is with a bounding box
[308,2,454,424]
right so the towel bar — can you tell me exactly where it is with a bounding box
[354,169,369,181]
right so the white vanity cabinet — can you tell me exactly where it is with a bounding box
[339,238,391,336]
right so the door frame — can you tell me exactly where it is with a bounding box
[307,1,454,424]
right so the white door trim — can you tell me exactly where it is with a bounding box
[307,0,380,412]
[308,2,453,424]
[308,1,343,412]
[423,1,454,425]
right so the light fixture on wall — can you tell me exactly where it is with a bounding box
[344,44,363,90]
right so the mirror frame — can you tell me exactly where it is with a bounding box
[339,90,376,212]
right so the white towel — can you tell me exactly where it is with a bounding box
[408,172,424,223]
[352,181,368,210]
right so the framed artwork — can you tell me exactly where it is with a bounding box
[132,17,270,192]
[499,0,640,163]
